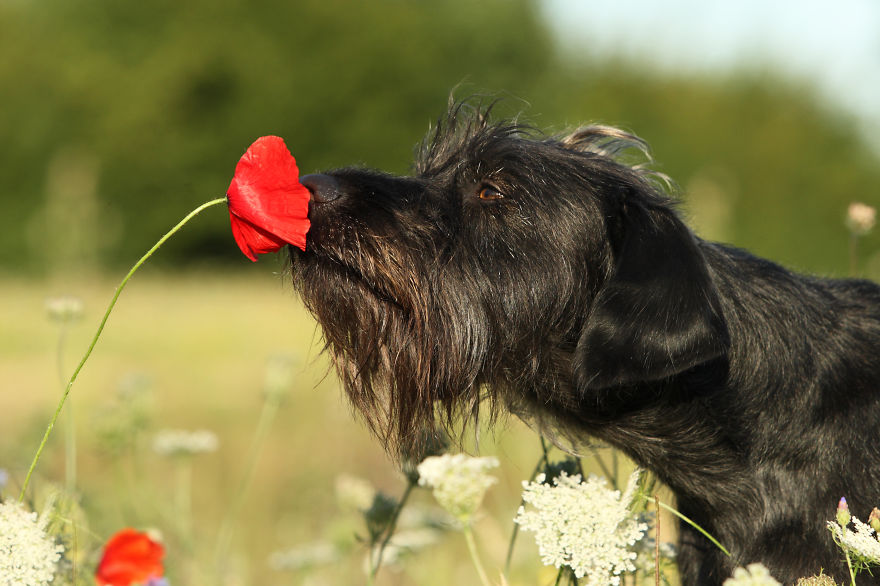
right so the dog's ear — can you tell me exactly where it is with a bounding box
[574,199,729,389]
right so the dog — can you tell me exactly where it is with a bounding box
[288,101,880,584]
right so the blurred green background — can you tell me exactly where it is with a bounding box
[2,0,879,276]
[1,0,879,584]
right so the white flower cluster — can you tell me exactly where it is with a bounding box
[723,563,782,586]
[0,500,64,586]
[847,202,877,236]
[152,429,219,456]
[371,527,443,568]
[416,454,499,524]
[45,295,84,323]
[268,542,339,571]
[514,470,647,586]
[828,516,880,563]
[335,474,377,512]
[263,353,296,399]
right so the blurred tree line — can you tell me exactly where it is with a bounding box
[1,0,878,276]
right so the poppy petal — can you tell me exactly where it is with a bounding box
[230,210,289,262]
[95,528,164,586]
[227,136,311,258]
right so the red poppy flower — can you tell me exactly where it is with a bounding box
[95,528,164,586]
[227,135,311,260]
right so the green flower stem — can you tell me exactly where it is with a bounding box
[845,549,857,586]
[463,525,492,586]
[54,321,76,492]
[214,385,284,574]
[369,478,416,581]
[587,445,619,491]
[504,437,552,575]
[176,457,194,540]
[654,495,661,586]
[553,567,577,585]
[648,495,730,557]
[20,197,227,501]
[848,230,872,277]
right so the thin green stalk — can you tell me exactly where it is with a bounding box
[649,496,730,557]
[850,233,859,277]
[611,449,619,488]
[553,568,565,586]
[654,495,661,586]
[504,437,552,574]
[370,479,416,580]
[589,446,616,489]
[845,549,857,586]
[214,388,284,573]
[463,525,491,586]
[175,458,194,541]
[55,322,77,492]
[20,197,227,501]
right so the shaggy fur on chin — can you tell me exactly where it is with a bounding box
[289,101,880,585]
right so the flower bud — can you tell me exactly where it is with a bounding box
[837,497,851,527]
[364,492,398,541]
[869,507,880,534]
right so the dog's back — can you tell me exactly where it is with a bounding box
[638,242,880,583]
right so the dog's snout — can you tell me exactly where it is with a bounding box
[300,173,342,204]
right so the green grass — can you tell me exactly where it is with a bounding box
[2,268,628,585]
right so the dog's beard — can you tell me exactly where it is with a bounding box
[290,238,493,456]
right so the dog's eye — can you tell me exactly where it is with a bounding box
[477,184,503,201]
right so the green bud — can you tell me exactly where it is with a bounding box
[837,497,851,528]
[869,507,880,534]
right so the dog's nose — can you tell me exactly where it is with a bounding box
[300,173,342,204]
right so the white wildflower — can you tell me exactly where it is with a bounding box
[152,429,219,457]
[828,516,880,564]
[263,353,296,400]
[0,500,64,586]
[416,454,499,524]
[370,527,442,567]
[723,563,782,586]
[514,470,647,586]
[846,202,877,235]
[268,542,339,571]
[335,474,376,512]
[45,295,84,323]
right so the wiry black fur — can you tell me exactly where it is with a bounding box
[290,101,880,585]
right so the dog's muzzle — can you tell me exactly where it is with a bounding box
[300,173,342,204]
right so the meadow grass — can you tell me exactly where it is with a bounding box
[2,268,636,584]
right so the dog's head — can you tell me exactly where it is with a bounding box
[290,102,729,453]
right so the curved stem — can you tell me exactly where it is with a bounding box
[504,437,551,574]
[654,495,661,586]
[214,382,283,572]
[55,322,77,492]
[20,197,227,501]
[648,495,730,557]
[850,233,859,277]
[463,525,492,586]
[588,445,616,488]
[370,478,416,579]
[845,549,857,586]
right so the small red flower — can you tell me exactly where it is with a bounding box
[227,135,311,261]
[95,528,164,586]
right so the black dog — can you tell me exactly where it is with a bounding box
[289,102,880,585]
